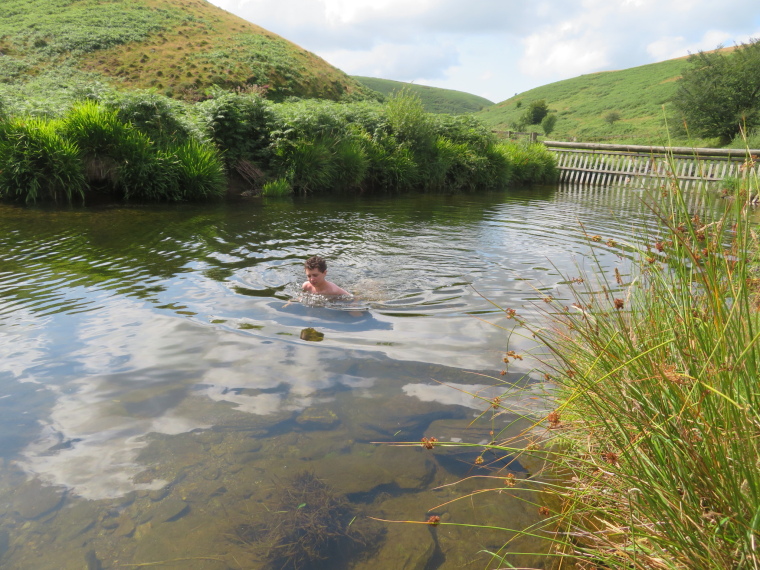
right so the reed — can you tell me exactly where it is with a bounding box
[526,164,760,569]
[385,150,760,569]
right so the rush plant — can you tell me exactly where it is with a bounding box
[0,117,86,203]
[385,150,760,570]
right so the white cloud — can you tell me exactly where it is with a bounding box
[323,42,460,81]
[208,0,760,101]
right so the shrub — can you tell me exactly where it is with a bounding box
[541,113,557,135]
[383,89,436,158]
[604,110,622,125]
[60,100,132,159]
[359,133,419,192]
[113,132,170,200]
[522,99,549,125]
[331,136,368,191]
[196,90,274,167]
[105,91,198,146]
[0,117,86,203]
[277,137,337,193]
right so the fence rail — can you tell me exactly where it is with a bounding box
[543,140,760,189]
[493,130,539,142]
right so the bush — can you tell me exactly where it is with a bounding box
[0,117,86,203]
[276,137,337,193]
[383,89,436,158]
[604,110,621,125]
[196,90,274,167]
[672,38,760,143]
[541,113,557,135]
[60,100,132,159]
[105,91,198,146]
[522,99,549,125]
[359,133,420,192]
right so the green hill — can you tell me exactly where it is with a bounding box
[475,56,710,146]
[0,0,372,102]
[353,76,494,115]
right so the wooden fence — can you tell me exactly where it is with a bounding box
[543,140,760,189]
[493,130,539,142]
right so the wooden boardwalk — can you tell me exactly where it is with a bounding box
[544,141,760,189]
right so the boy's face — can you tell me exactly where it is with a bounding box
[305,267,326,287]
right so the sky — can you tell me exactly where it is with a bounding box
[205,0,760,103]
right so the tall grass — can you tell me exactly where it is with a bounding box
[404,156,760,569]
[2,100,226,202]
[0,118,86,203]
[525,168,760,569]
[501,141,558,185]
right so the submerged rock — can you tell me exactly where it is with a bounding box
[153,498,189,523]
[12,479,65,520]
[311,444,436,497]
[299,327,325,342]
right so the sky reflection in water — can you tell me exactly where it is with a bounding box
[0,186,673,503]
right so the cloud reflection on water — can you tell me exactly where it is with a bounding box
[12,298,380,499]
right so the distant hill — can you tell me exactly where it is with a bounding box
[353,76,494,115]
[475,56,702,145]
[0,0,372,102]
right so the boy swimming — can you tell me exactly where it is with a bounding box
[302,256,350,296]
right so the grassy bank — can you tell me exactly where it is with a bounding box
[0,89,557,203]
[522,162,760,568]
[415,154,760,568]
[380,142,760,568]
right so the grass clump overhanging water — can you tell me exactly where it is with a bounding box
[0,117,87,203]
[383,153,760,569]
[524,174,760,569]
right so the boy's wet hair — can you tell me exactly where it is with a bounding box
[304,255,327,273]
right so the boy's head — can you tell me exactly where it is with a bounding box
[304,255,327,273]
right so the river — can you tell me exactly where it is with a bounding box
[0,184,680,569]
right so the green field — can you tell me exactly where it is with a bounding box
[475,56,722,146]
[353,76,494,115]
[0,0,373,103]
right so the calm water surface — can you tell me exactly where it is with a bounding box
[0,185,675,569]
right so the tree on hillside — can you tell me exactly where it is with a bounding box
[672,39,760,143]
[604,111,621,126]
[541,113,557,136]
[523,99,549,125]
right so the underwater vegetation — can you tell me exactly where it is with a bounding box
[232,471,383,569]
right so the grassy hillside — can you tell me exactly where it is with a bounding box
[0,0,372,103]
[475,56,718,146]
[353,76,494,115]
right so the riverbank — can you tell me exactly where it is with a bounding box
[517,164,760,568]
[0,89,557,204]
[393,154,760,568]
